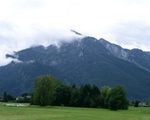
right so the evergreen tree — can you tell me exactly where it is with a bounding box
[79,84,92,107]
[53,85,71,106]
[90,85,101,107]
[78,84,101,107]
[70,85,80,107]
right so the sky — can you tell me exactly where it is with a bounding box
[0,0,150,65]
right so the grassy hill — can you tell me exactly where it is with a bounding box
[0,103,150,120]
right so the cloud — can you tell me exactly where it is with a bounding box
[0,0,150,65]
[106,21,150,51]
[13,0,44,8]
[0,21,83,66]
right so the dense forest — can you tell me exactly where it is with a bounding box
[31,76,128,110]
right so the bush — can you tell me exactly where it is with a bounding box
[108,86,128,110]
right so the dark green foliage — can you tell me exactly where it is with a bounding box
[90,85,102,107]
[101,86,112,108]
[134,100,140,107]
[32,76,128,110]
[79,84,92,107]
[53,85,72,106]
[3,91,8,102]
[108,86,128,110]
[69,85,81,107]
[2,91,15,102]
[78,84,101,108]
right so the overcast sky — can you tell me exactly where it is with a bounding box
[1,0,150,65]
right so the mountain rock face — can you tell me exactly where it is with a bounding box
[1,36,150,99]
[100,38,150,72]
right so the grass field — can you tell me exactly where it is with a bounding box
[0,103,150,120]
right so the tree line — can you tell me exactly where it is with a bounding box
[32,76,128,110]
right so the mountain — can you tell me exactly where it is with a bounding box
[1,36,150,99]
[100,38,150,72]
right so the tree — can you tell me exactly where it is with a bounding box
[108,86,128,110]
[78,84,101,108]
[32,76,60,106]
[79,84,92,107]
[101,86,112,108]
[90,85,101,107]
[134,100,140,107]
[3,91,8,102]
[69,85,80,107]
[2,91,14,102]
[53,85,72,106]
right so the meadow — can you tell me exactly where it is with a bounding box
[0,103,150,120]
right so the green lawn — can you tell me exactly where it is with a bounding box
[0,103,150,120]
